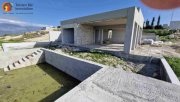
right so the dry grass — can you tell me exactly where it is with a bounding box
[0,63,79,102]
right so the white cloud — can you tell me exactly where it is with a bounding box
[0,18,52,27]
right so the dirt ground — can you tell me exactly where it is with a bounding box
[55,49,161,79]
[0,33,49,42]
[3,35,23,41]
[24,34,49,42]
[132,41,180,58]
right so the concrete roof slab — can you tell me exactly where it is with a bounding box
[61,7,137,25]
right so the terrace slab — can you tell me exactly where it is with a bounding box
[56,68,180,102]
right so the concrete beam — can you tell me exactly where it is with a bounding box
[61,7,135,25]
[124,8,136,53]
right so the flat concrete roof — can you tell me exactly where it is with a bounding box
[61,6,140,25]
[56,68,180,102]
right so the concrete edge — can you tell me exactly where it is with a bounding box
[2,42,50,52]
[160,57,180,85]
[55,67,108,102]
[41,48,107,68]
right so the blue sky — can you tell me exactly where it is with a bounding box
[0,0,180,26]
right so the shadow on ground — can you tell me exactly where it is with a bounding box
[37,63,80,102]
[137,62,161,80]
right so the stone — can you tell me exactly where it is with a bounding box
[6,85,11,88]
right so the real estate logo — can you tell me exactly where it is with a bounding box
[2,2,13,12]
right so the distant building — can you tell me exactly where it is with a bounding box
[170,21,180,30]
[41,27,54,31]
[163,24,169,29]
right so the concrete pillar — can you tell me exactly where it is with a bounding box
[62,29,65,44]
[131,23,138,50]
[138,28,142,44]
[136,27,140,46]
[93,29,95,44]
[101,29,104,44]
[135,26,140,48]
[124,8,136,54]
[98,29,101,43]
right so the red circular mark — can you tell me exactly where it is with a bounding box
[141,0,180,10]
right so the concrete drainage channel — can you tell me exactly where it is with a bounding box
[3,48,180,101]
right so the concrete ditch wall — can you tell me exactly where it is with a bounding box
[43,49,105,81]
[160,57,180,85]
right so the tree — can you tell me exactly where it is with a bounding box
[151,17,155,28]
[144,19,152,29]
[146,19,149,27]
[157,15,160,26]
[155,15,163,29]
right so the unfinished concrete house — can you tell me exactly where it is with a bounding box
[61,7,144,53]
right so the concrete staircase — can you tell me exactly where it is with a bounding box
[4,49,44,71]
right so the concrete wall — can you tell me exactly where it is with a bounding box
[62,24,94,45]
[96,26,125,44]
[2,42,50,52]
[62,28,74,44]
[170,21,180,30]
[43,49,104,81]
[0,48,40,68]
[111,29,125,43]
[142,33,158,41]
[49,31,61,42]
[75,24,94,45]
[124,7,144,53]
[160,57,180,85]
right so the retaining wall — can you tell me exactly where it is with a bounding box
[0,48,41,68]
[43,49,105,81]
[160,57,180,85]
[142,33,158,41]
[2,42,50,52]
[49,31,61,42]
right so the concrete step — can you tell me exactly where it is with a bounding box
[8,64,15,70]
[4,68,9,71]
[22,57,28,61]
[31,53,36,57]
[37,50,43,53]
[4,49,43,71]
[4,67,10,71]
[37,50,41,53]
[26,56,30,59]
[18,59,24,64]
[34,52,38,55]
[14,62,21,68]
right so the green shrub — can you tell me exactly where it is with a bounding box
[165,56,180,79]
[143,29,170,36]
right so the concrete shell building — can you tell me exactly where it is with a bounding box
[170,21,180,30]
[61,7,144,53]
